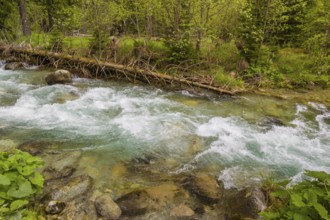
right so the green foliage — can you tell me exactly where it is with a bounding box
[0,149,44,219]
[260,170,330,220]
[202,40,241,71]
[213,67,244,89]
[49,26,64,52]
[165,36,196,64]
[89,27,109,54]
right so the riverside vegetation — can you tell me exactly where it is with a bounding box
[0,0,329,90]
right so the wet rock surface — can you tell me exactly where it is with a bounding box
[45,69,72,85]
[17,141,51,155]
[116,182,190,216]
[4,62,24,70]
[188,172,222,204]
[95,193,122,220]
[48,175,93,202]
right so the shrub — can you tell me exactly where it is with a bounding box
[49,26,64,52]
[260,170,330,220]
[213,67,244,89]
[0,149,44,219]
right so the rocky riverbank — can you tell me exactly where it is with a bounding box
[0,139,267,220]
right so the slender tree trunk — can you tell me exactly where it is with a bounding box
[18,0,31,35]
[47,0,54,31]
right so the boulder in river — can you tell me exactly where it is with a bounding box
[95,193,122,220]
[188,172,222,204]
[116,182,189,216]
[17,141,51,155]
[45,69,72,85]
[4,62,24,70]
[225,187,267,219]
[170,204,195,218]
[50,175,93,202]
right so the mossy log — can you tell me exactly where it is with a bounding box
[0,46,240,95]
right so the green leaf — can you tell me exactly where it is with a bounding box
[7,181,33,198]
[271,189,289,197]
[304,190,318,205]
[10,199,28,211]
[259,211,281,219]
[0,174,11,185]
[17,165,35,176]
[28,172,44,188]
[293,213,312,220]
[290,194,306,207]
[314,203,330,220]
[305,170,330,182]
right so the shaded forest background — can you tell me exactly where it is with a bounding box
[0,0,329,89]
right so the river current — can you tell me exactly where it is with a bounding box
[0,62,329,190]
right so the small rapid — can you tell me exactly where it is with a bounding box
[0,66,329,189]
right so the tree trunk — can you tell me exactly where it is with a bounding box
[18,0,31,36]
[47,0,54,31]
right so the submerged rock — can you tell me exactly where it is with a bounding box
[189,173,222,204]
[116,182,189,216]
[170,204,195,217]
[43,166,76,181]
[45,69,72,85]
[4,62,24,70]
[50,175,93,202]
[58,199,98,220]
[95,193,122,220]
[17,141,51,155]
[45,200,66,215]
[49,151,81,172]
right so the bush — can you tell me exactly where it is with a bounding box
[165,36,196,64]
[260,170,330,220]
[49,27,64,52]
[0,149,44,219]
[89,27,109,54]
[213,67,244,89]
[203,40,241,71]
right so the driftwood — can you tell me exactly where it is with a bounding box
[0,46,241,95]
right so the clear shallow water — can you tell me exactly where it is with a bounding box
[0,64,329,189]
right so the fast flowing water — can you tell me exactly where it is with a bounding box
[0,62,329,190]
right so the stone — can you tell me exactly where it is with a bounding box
[17,141,51,155]
[227,187,267,219]
[189,173,222,203]
[4,62,24,70]
[116,182,189,216]
[50,151,81,172]
[45,200,66,215]
[58,199,98,220]
[95,193,122,220]
[45,69,72,85]
[51,175,93,202]
[43,166,76,181]
[170,204,195,217]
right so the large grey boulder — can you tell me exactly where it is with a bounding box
[95,193,122,220]
[45,69,72,85]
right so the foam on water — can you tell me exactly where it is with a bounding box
[193,103,330,188]
[0,67,329,188]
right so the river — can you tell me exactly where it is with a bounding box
[0,62,329,195]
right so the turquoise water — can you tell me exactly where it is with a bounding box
[0,63,329,189]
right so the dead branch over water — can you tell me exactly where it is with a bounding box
[0,46,241,95]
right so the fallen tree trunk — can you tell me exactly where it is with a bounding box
[0,46,242,95]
